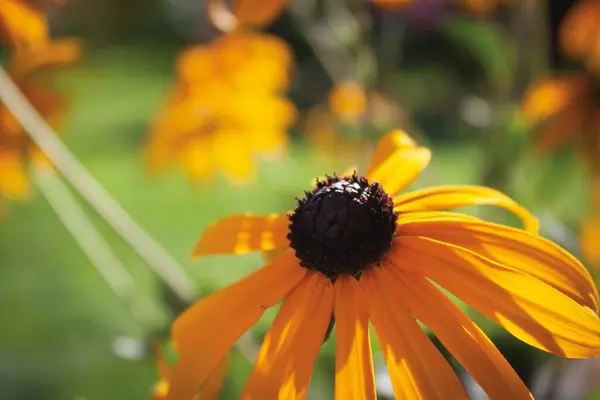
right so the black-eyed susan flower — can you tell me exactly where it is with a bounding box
[167,130,600,399]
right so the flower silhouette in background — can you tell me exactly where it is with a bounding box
[166,130,600,399]
[145,0,296,184]
[522,0,600,269]
[304,81,402,160]
[0,0,82,212]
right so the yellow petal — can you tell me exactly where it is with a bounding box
[192,213,289,258]
[179,137,216,182]
[199,355,230,400]
[366,146,431,197]
[333,275,376,400]
[366,129,417,176]
[394,236,600,358]
[396,210,480,225]
[362,268,469,400]
[396,219,599,313]
[391,272,533,400]
[0,148,30,200]
[241,271,333,399]
[169,252,306,399]
[394,185,539,233]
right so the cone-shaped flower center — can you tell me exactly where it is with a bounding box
[288,174,398,279]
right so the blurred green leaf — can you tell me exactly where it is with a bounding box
[440,17,516,91]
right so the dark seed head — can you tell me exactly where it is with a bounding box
[287,173,398,279]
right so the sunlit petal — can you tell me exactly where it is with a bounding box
[394,185,538,233]
[241,272,333,399]
[366,147,430,197]
[366,129,417,175]
[393,236,600,358]
[192,213,290,258]
[391,271,533,400]
[396,219,599,312]
[362,268,469,400]
[333,275,376,400]
[169,252,306,399]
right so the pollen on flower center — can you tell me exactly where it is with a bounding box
[287,173,398,279]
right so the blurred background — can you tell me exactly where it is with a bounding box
[1,0,600,398]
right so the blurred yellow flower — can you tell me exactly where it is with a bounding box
[560,0,600,72]
[0,40,81,206]
[329,81,368,125]
[146,33,296,184]
[0,0,48,50]
[152,343,228,400]
[304,83,402,160]
[167,129,600,400]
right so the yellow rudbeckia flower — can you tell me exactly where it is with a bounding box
[560,0,600,73]
[146,33,295,184]
[167,130,600,399]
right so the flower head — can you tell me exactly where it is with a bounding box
[146,32,295,185]
[560,0,600,73]
[168,130,600,399]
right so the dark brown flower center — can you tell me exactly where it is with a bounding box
[287,173,398,279]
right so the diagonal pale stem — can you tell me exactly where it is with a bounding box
[0,66,262,363]
[0,66,197,303]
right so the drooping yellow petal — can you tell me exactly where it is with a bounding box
[232,0,288,28]
[192,213,289,258]
[393,236,600,358]
[391,271,533,400]
[179,136,216,182]
[394,185,539,233]
[169,252,306,400]
[366,146,431,197]
[241,271,333,399]
[333,275,376,400]
[199,355,230,400]
[362,268,469,400]
[366,129,417,176]
[396,219,599,312]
